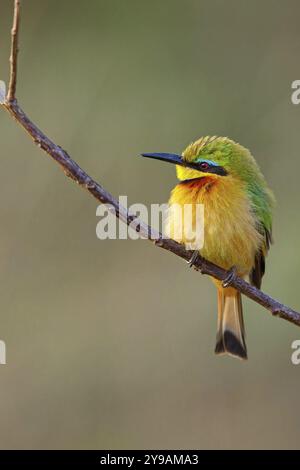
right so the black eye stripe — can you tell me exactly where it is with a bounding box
[195,161,228,176]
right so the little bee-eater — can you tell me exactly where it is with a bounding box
[142,136,275,360]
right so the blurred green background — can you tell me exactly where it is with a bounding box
[0,0,300,450]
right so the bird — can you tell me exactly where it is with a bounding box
[141,136,275,360]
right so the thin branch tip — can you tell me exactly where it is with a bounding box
[7,0,21,103]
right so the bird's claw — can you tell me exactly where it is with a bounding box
[222,266,238,288]
[188,250,199,268]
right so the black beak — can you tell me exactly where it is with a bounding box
[141,153,199,171]
[140,152,227,176]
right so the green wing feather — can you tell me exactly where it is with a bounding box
[247,182,275,289]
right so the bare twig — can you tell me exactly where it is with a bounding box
[7,0,20,102]
[2,1,300,327]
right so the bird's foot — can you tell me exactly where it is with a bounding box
[222,266,238,288]
[187,250,200,269]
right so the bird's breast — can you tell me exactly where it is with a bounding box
[166,176,263,275]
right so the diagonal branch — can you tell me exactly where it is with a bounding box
[2,0,300,327]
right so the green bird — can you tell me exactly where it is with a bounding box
[142,136,275,359]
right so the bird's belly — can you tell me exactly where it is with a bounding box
[167,178,263,275]
[200,211,256,274]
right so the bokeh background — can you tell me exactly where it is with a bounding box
[0,0,300,450]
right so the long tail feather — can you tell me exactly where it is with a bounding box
[215,287,247,360]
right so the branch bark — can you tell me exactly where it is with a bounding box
[2,0,300,327]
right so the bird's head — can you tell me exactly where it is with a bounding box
[141,136,260,183]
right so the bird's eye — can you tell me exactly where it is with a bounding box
[199,162,209,170]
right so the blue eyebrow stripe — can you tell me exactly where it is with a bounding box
[195,158,219,167]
